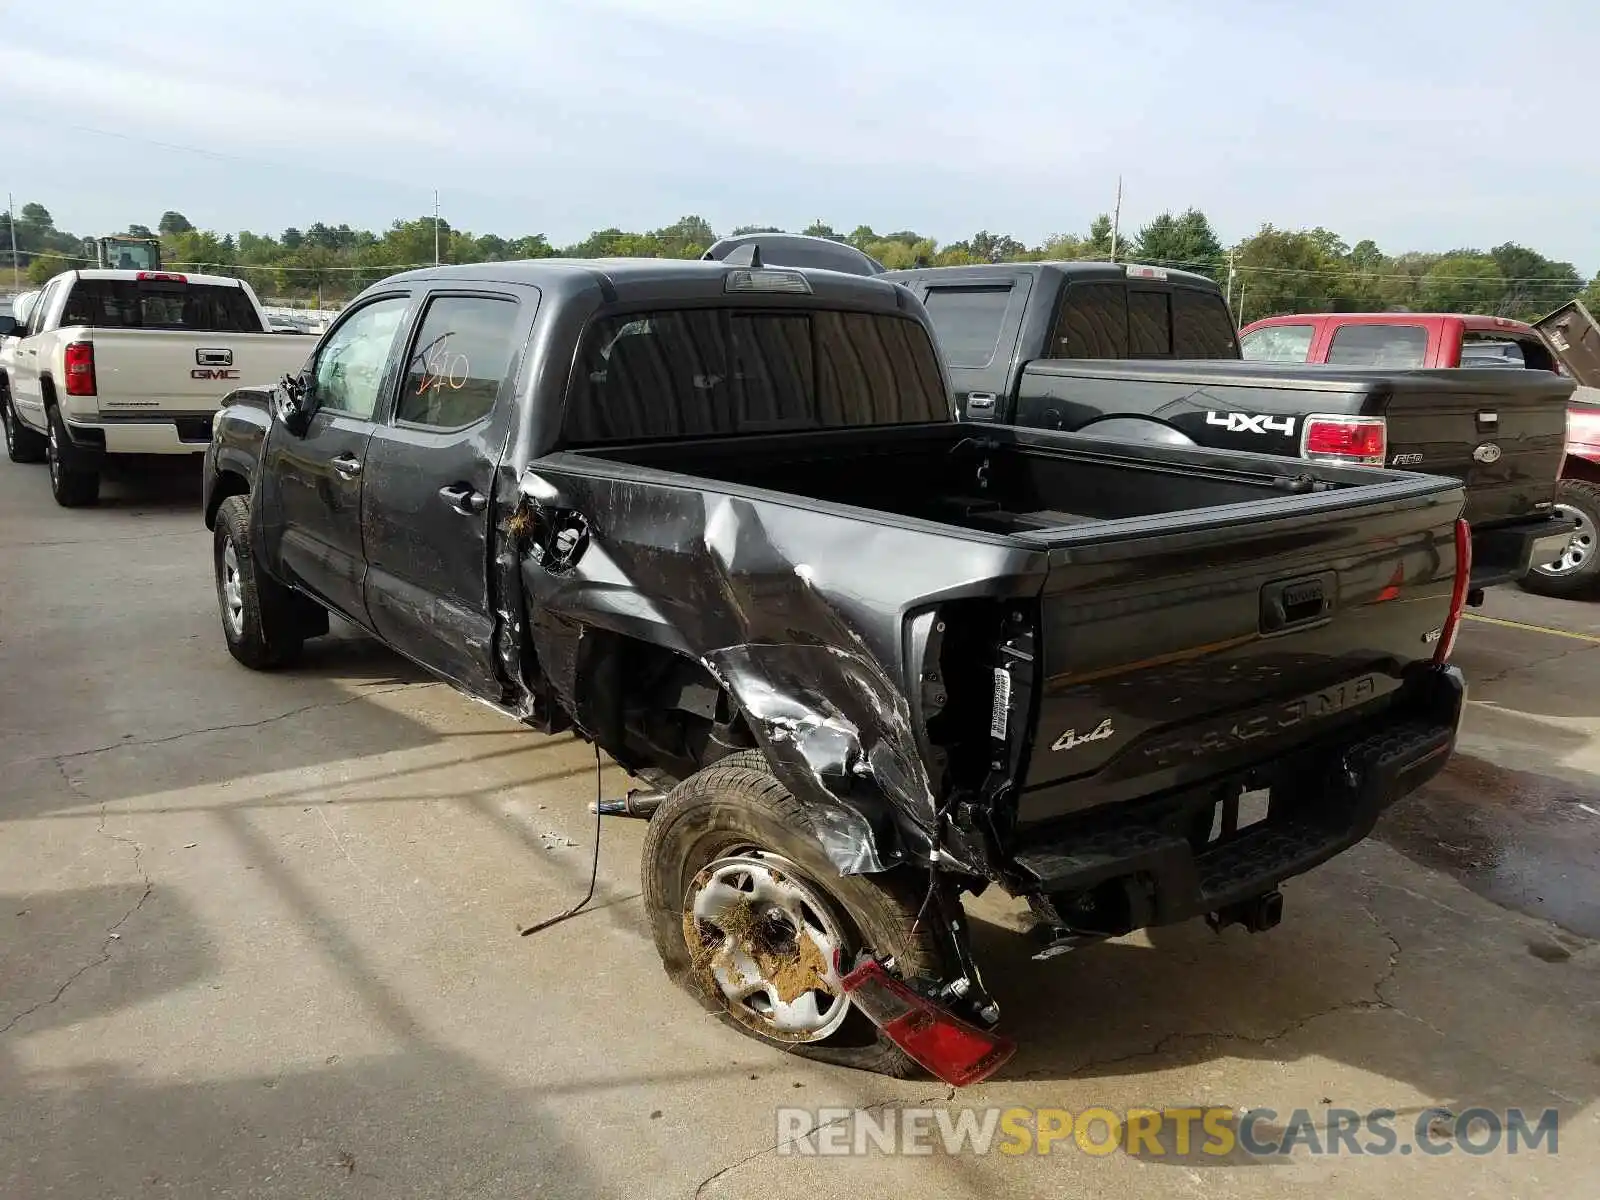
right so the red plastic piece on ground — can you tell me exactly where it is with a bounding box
[840,957,1015,1087]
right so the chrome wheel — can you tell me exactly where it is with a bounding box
[1534,503,1596,577]
[683,852,850,1043]
[46,421,58,487]
[221,539,246,637]
[1,401,12,454]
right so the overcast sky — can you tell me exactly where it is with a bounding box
[6,0,1597,272]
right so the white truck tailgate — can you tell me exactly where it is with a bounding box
[89,329,313,414]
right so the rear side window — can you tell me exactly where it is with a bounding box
[1128,290,1172,356]
[1461,333,1556,372]
[1172,288,1238,358]
[1241,324,1316,362]
[564,308,949,443]
[1052,282,1128,358]
[921,285,1012,367]
[1326,323,1428,367]
[59,279,262,333]
[397,295,521,429]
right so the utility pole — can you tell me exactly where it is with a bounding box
[7,193,18,292]
[1109,176,1122,263]
[1226,249,1237,322]
[433,189,441,265]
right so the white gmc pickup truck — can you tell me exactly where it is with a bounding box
[0,270,314,506]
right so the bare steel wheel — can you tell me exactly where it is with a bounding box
[1520,480,1600,600]
[684,851,851,1043]
[1535,502,1595,577]
[643,751,951,1076]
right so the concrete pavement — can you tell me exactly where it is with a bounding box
[1,459,1596,1198]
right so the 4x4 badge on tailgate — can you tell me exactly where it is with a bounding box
[1052,718,1115,752]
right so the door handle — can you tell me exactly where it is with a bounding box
[330,453,362,478]
[439,483,487,515]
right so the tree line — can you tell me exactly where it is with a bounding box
[4,200,1596,324]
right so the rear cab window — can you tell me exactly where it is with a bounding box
[562,308,949,443]
[1050,279,1237,360]
[1241,324,1317,362]
[1326,323,1428,367]
[1128,290,1172,356]
[61,277,264,333]
[1172,288,1239,358]
[1051,282,1129,358]
[1460,332,1556,372]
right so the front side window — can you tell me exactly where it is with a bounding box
[1326,323,1428,368]
[1241,324,1316,362]
[397,295,521,429]
[563,307,949,443]
[313,296,409,418]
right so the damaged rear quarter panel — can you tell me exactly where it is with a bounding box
[515,456,1048,875]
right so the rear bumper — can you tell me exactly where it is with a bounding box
[65,414,215,456]
[1005,665,1465,934]
[1472,513,1580,588]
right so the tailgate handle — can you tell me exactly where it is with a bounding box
[196,348,233,366]
[1260,573,1335,633]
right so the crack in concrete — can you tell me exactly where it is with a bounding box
[0,799,154,1037]
[1015,905,1408,1081]
[26,681,433,768]
[1,530,190,549]
[1468,638,1600,690]
[693,1092,950,1196]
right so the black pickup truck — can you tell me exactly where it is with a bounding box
[883,260,1576,592]
[203,257,1468,1083]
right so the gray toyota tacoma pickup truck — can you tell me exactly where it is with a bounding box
[203,256,1469,1083]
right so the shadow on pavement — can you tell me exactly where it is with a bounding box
[0,877,608,1198]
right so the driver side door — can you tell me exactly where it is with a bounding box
[259,293,413,628]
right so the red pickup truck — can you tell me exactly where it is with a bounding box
[1241,305,1600,597]
[1239,311,1559,372]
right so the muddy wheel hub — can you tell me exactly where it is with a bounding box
[684,852,850,1043]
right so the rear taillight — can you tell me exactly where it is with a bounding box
[1301,414,1387,465]
[840,958,1015,1087]
[1566,407,1600,457]
[1435,518,1472,664]
[63,342,97,397]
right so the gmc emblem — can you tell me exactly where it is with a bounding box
[192,368,241,381]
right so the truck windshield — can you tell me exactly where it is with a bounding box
[61,279,262,333]
[563,308,951,443]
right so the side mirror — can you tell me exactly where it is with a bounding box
[0,315,21,338]
[273,371,317,436]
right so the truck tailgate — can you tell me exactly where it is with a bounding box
[1013,479,1463,824]
[1377,368,1572,526]
[86,330,312,415]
